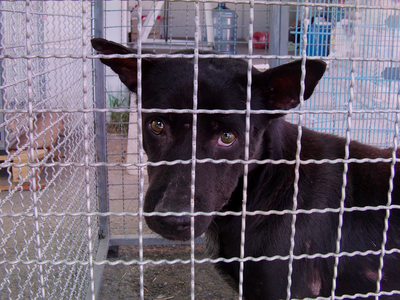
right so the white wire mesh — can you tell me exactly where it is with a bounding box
[100,1,400,300]
[0,1,98,299]
[293,0,400,148]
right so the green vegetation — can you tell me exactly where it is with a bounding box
[108,94,130,134]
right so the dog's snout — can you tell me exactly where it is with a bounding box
[158,216,191,232]
[145,214,192,240]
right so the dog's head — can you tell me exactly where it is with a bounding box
[92,38,326,241]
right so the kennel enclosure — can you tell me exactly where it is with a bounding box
[0,0,400,299]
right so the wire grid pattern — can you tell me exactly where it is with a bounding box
[0,1,98,299]
[104,0,272,241]
[126,1,270,50]
[99,1,400,300]
[103,1,145,239]
[293,0,400,148]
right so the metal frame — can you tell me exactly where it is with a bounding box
[90,1,109,299]
[269,4,289,68]
[0,8,4,152]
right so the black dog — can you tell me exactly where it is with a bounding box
[92,38,400,300]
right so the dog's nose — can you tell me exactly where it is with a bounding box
[158,215,191,232]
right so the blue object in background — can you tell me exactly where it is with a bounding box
[306,21,332,57]
[382,67,400,81]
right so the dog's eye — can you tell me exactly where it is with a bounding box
[218,132,236,146]
[151,120,164,134]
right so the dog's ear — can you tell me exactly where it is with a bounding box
[254,60,326,110]
[91,38,148,92]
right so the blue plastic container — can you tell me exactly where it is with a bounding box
[212,3,237,54]
[306,20,332,57]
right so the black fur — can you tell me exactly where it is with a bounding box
[92,38,400,300]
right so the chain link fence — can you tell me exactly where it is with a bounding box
[0,1,98,299]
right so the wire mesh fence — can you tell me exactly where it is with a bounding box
[0,1,98,299]
[292,0,400,148]
[1,0,400,299]
[100,0,400,299]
